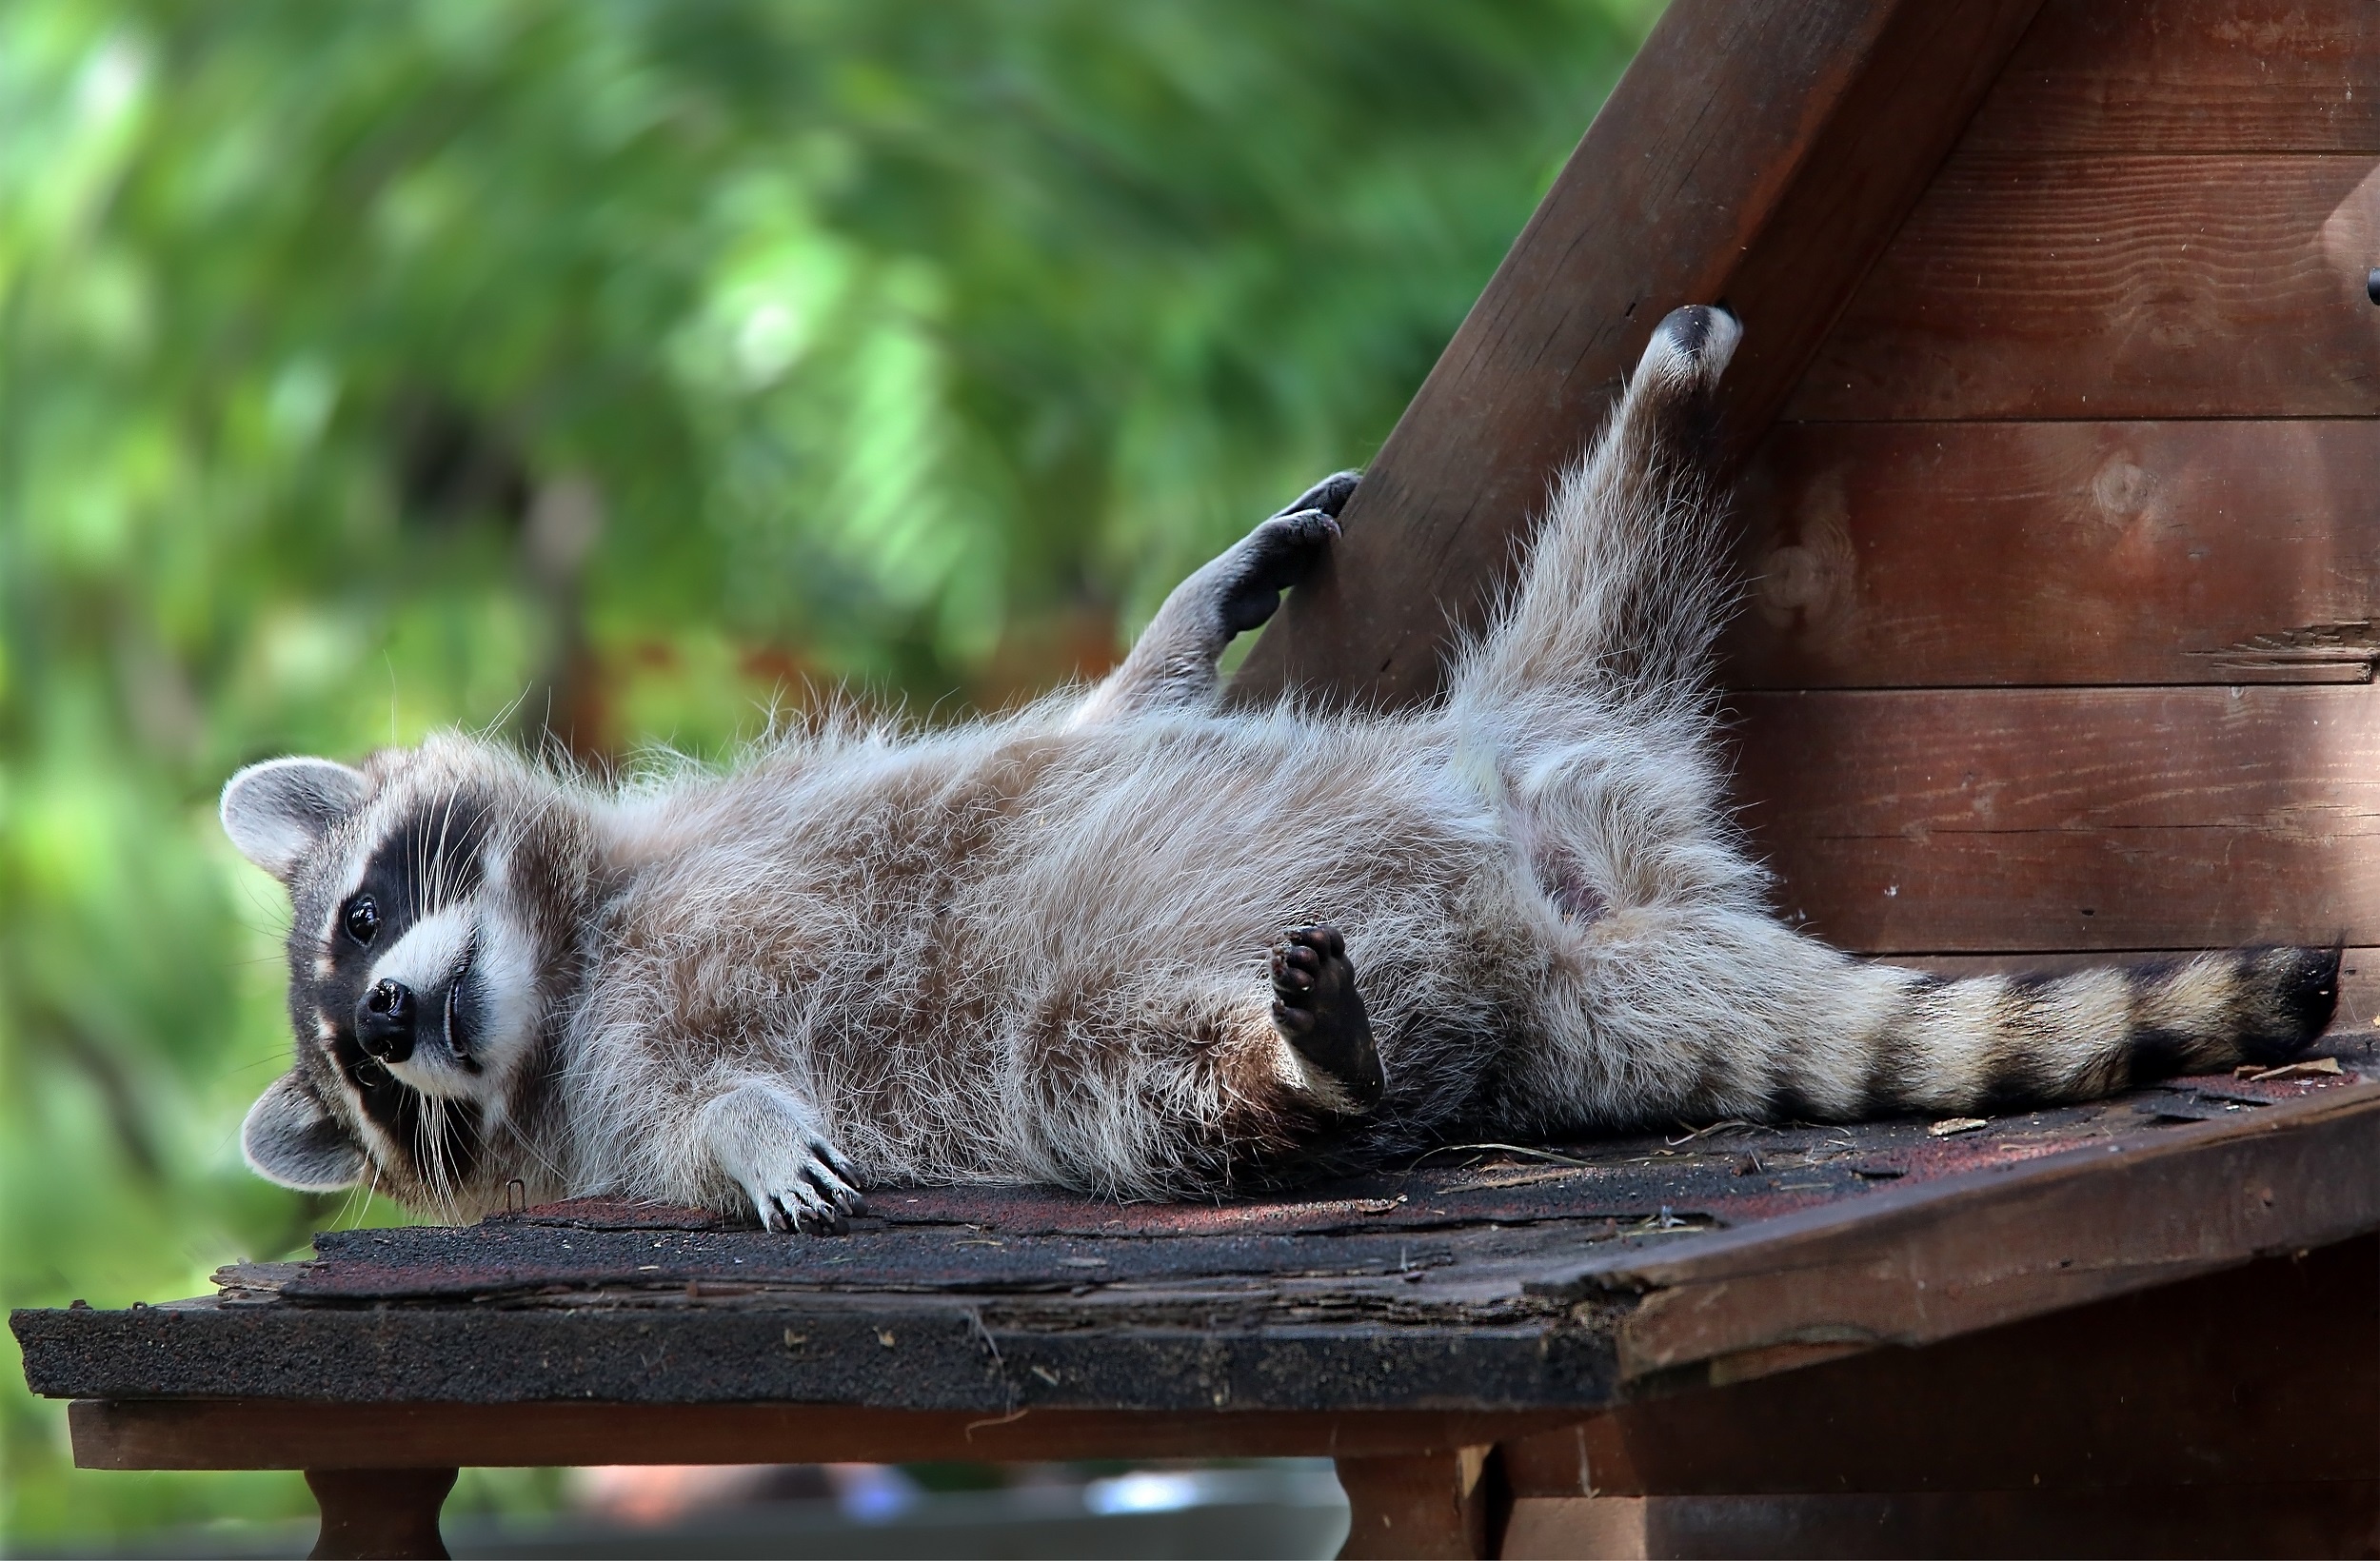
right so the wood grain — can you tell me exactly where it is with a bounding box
[1730,684,2380,952]
[1787,154,2380,421]
[1964,0,2380,154]
[1231,0,2046,709]
[1558,1240,2379,1495]
[1723,420,2380,687]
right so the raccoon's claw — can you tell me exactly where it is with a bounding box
[704,1085,869,1235]
[1270,924,1384,1113]
[752,1139,866,1236]
[1275,469,1360,523]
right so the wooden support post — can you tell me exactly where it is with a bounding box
[304,1468,455,1561]
[1335,1446,1497,1559]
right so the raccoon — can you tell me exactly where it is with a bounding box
[226,306,2339,1233]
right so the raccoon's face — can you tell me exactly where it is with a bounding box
[225,735,589,1215]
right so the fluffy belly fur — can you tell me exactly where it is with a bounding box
[571,714,1527,1201]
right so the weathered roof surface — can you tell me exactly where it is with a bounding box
[17,1052,2378,1414]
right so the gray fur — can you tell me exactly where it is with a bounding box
[228,306,2336,1227]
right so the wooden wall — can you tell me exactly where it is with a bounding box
[1722,0,2380,978]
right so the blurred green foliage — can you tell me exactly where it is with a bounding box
[0,0,1656,1546]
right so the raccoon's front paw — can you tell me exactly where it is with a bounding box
[744,1136,866,1236]
[701,1085,867,1235]
[1271,924,1384,1113]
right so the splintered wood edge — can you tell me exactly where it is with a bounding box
[1532,1081,2380,1390]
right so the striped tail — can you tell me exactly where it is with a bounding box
[1856,947,2342,1116]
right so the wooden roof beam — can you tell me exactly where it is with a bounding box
[1232,0,2047,710]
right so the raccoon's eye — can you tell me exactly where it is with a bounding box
[342,896,380,945]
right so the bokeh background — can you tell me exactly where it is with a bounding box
[0,2,1658,1550]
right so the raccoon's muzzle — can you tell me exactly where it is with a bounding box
[355,957,485,1074]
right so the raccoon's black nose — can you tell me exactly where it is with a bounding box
[357,978,416,1063]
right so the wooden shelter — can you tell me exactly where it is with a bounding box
[17,3,2380,1556]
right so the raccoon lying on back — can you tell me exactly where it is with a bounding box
[228,306,2339,1232]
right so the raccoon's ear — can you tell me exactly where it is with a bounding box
[241,1073,365,1192]
[221,757,367,879]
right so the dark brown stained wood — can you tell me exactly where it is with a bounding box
[1500,1484,2380,1560]
[1729,684,2380,953]
[1557,1239,2379,1496]
[1335,1448,1494,1560]
[1724,421,2380,688]
[1963,0,2380,154]
[306,1469,452,1561]
[1230,0,2047,711]
[66,1401,1565,1471]
[1538,1082,2380,1386]
[1787,153,2380,422]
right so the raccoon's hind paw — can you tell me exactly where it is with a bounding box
[1219,507,1345,634]
[1271,924,1384,1112]
[1276,469,1360,523]
[1639,304,1741,393]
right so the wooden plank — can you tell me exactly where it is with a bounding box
[1725,421,2380,688]
[1231,0,2046,710]
[1502,1485,2380,1560]
[1547,1239,2379,1496]
[1533,1082,2380,1388]
[1786,154,2380,422]
[1731,684,2380,953]
[65,1400,1561,1471]
[1963,0,2380,154]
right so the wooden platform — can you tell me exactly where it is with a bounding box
[18,1045,2380,1556]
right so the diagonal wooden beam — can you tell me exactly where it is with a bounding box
[1230,0,2046,709]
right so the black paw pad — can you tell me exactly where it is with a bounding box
[1270,924,1384,1112]
[1220,509,1341,633]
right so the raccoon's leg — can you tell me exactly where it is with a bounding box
[1070,471,1359,726]
[698,1081,866,1235]
[1448,305,1739,717]
[1500,908,2340,1131]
